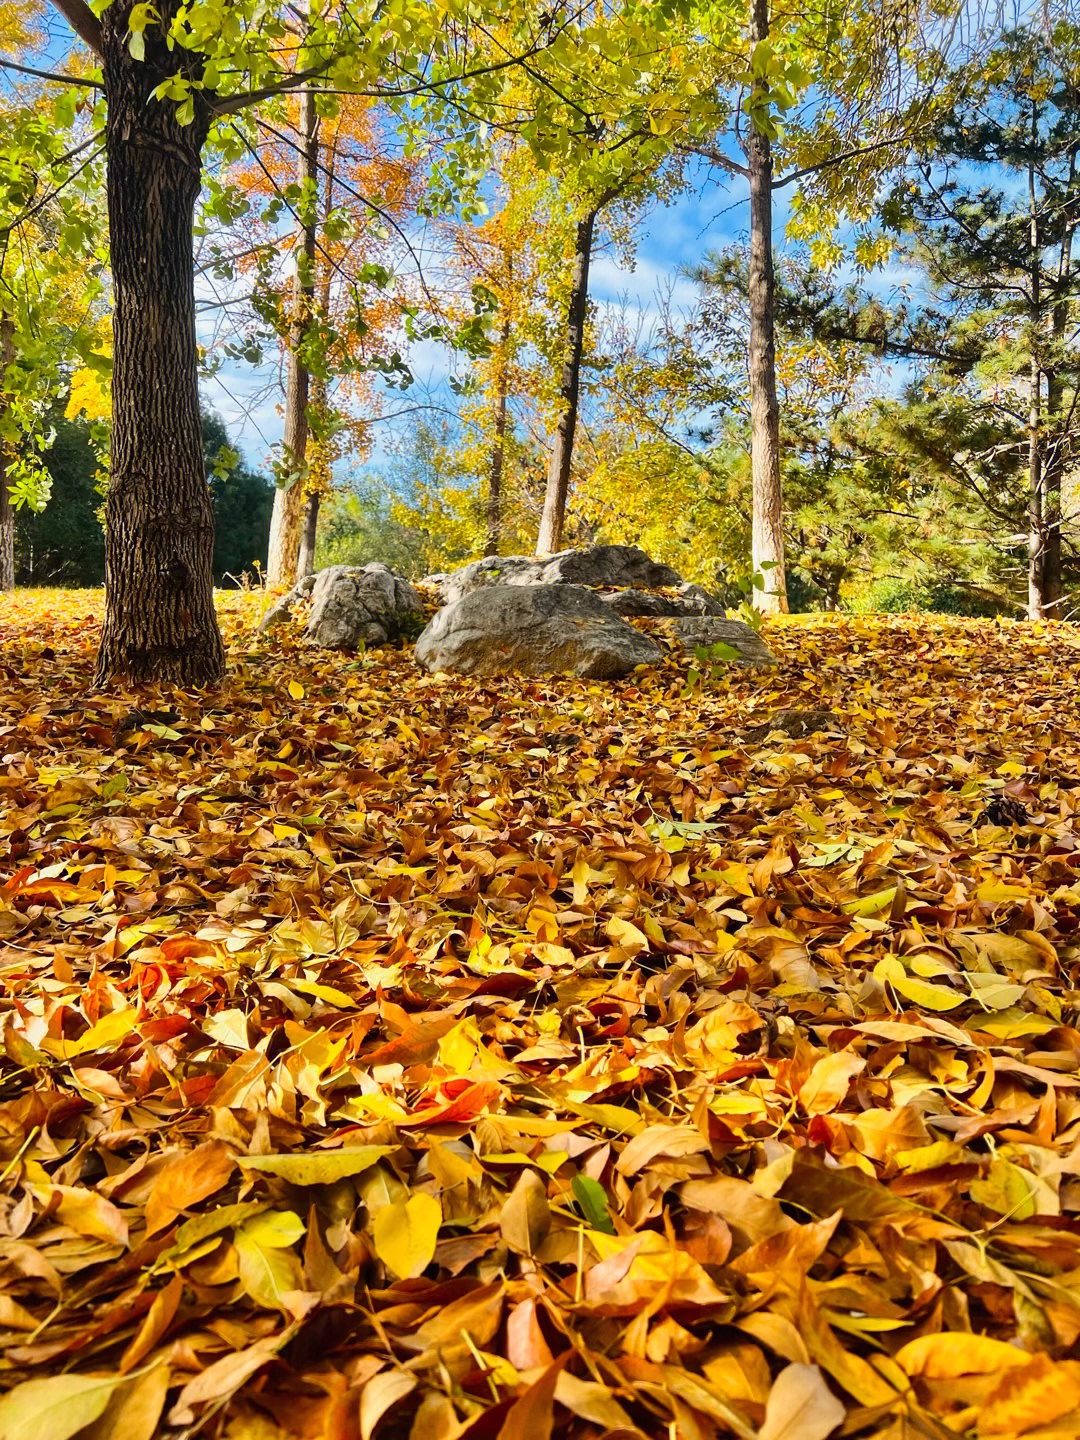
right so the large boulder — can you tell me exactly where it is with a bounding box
[432,545,688,605]
[415,584,661,679]
[600,583,724,618]
[261,564,422,649]
[665,617,777,669]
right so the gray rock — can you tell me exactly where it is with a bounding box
[666,617,777,669]
[415,584,661,679]
[303,564,423,649]
[601,582,725,618]
[752,709,842,738]
[441,545,685,604]
[258,571,317,632]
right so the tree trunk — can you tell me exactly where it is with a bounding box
[744,0,788,615]
[297,490,320,578]
[95,5,224,686]
[486,311,512,555]
[1027,116,1045,622]
[0,316,14,591]
[265,78,319,589]
[536,207,596,555]
[1041,154,1072,617]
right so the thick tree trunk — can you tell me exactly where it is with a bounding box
[266,80,319,588]
[744,0,788,615]
[536,208,596,555]
[0,316,14,591]
[486,311,512,555]
[95,5,224,686]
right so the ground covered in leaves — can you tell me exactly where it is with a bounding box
[4,592,1080,1440]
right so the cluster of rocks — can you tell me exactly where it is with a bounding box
[260,545,777,680]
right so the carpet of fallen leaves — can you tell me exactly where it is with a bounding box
[5,591,1080,1440]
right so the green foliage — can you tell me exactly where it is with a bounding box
[16,407,271,588]
[845,579,1012,619]
[14,413,103,586]
[316,475,428,579]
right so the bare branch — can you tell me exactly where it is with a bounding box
[0,56,101,89]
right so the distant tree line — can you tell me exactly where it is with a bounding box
[15,408,273,589]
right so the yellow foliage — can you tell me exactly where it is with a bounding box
[65,364,111,422]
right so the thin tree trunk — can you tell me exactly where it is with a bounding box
[536,207,596,555]
[1027,108,1045,622]
[95,3,223,686]
[266,76,319,589]
[297,491,320,578]
[486,310,512,555]
[0,316,14,591]
[1042,150,1073,616]
[744,0,788,615]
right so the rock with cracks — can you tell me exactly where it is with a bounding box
[665,617,778,669]
[431,545,689,606]
[415,584,662,679]
[600,583,724,618]
[262,564,422,649]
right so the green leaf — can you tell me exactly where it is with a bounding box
[572,1175,616,1234]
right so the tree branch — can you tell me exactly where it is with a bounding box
[677,140,748,180]
[775,130,917,189]
[0,56,101,89]
[48,0,104,60]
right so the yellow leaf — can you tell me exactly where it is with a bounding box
[234,1211,306,1311]
[842,886,896,917]
[976,880,1031,903]
[40,1007,138,1059]
[605,916,649,955]
[0,1375,124,1440]
[970,1158,1038,1220]
[287,679,305,700]
[238,1146,393,1186]
[895,1332,1033,1378]
[798,1048,866,1116]
[978,1354,1080,1435]
[874,957,965,1011]
[372,1191,441,1279]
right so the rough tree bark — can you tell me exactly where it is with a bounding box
[0,316,14,592]
[94,2,224,685]
[266,79,319,588]
[297,490,320,578]
[743,0,788,615]
[486,310,512,555]
[1041,150,1073,617]
[1027,114,1046,622]
[536,207,597,555]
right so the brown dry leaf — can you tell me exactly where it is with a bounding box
[144,1141,236,1235]
[500,1168,551,1255]
[359,1370,416,1440]
[758,1364,845,1440]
